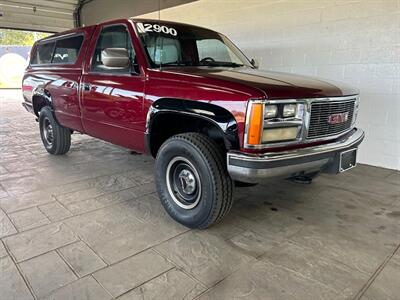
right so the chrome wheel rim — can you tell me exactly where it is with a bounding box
[166,156,201,210]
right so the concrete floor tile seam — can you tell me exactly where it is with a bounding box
[38,200,73,222]
[285,238,380,277]
[156,244,257,289]
[9,207,53,233]
[57,191,157,224]
[257,239,373,295]
[48,170,141,197]
[56,247,86,279]
[112,266,178,300]
[0,194,57,215]
[384,169,399,179]
[259,255,351,297]
[1,238,37,299]
[1,210,56,240]
[2,192,157,242]
[8,237,80,266]
[52,182,153,208]
[352,242,400,300]
[0,206,18,237]
[53,228,190,276]
[190,261,262,300]
[64,237,110,271]
[322,176,400,195]
[309,183,398,207]
[151,247,208,289]
[89,275,115,299]
[94,229,191,267]
[236,256,350,300]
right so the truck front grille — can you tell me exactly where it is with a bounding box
[307,99,355,139]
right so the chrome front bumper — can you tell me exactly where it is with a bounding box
[227,128,365,183]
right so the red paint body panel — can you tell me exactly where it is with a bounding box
[22,18,359,154]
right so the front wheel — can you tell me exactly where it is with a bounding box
[39,106,71,155]
[155,133,233,229]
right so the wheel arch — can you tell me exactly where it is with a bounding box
[32,88,53,117]
[145,98,239,157]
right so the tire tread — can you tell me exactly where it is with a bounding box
[161,133,233,229]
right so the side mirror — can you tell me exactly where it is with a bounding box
[250,58,259,69]
[102,48,130,68]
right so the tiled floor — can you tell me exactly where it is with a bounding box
[0,89,399,300]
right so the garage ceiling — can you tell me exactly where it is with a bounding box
[0,0,79,32]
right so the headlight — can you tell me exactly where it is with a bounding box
[264,105,278,119]
[246,100,304,147]
[283,104,297,118]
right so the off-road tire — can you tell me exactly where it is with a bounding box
[39,106,71,155]
[155,133,233,229]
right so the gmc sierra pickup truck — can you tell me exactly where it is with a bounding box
[22,18,364,228]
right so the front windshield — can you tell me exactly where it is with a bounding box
[135,21,252,68]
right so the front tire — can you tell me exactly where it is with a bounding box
[39,106,71,155]
[155,133,233,229]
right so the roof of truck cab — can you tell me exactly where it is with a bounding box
[35,18,216,44]
[130,18,215,32]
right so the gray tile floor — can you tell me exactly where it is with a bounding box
[0,89,399,300]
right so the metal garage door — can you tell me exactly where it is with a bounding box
[0,0,79,32]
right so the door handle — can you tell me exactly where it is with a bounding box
[83,83,91,91]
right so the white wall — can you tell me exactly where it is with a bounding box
[79,0,196,26]
[139,0,400,170]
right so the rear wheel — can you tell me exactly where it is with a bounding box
[39,106,71,155]
[155,133,233,229]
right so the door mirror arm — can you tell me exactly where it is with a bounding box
[250,58,259,69]
[129,59,140,75]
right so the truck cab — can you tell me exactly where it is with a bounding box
[22,18,364,229]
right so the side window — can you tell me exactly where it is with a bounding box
[31,42,55,65]
[91,25,137,73]
[52,35,84,64]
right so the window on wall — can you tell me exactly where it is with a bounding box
[52,35,84,64]
[91,25,137,73]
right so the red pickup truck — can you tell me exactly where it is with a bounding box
[22,18,364,228]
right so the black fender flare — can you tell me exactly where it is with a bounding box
[32,87,53,116]
[145,98,239,155]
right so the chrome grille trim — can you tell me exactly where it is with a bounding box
[244,95,359,150]
[308,99,356,139]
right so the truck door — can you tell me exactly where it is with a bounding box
[81,22,145,151]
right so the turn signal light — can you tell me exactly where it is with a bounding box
[247,103,264,145]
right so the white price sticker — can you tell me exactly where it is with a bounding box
[136,22,177,36]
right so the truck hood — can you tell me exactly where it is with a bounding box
[163,67,358,99]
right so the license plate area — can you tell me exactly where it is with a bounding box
[339,148,357,172]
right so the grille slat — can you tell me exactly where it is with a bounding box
[307,100,355,139]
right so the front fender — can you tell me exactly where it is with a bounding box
[145,98,240,154]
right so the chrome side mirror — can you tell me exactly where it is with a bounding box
[250,58,259,69]
[102,48,130,68]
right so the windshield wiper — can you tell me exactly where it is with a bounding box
[160,61,190,66]
[200,61,244,68]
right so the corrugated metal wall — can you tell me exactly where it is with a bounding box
[0,0,78,32]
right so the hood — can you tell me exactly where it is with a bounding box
[163,67,358,99]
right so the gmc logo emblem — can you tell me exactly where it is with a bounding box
[327,112,349,124]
